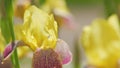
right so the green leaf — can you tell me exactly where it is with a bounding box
[0,19,11,43]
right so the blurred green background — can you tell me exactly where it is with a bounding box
[67,0,103,6]
[39,0,104,6]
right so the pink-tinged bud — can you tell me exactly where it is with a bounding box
[3,41,25,61]
[55,39,72,64]
[32,48,62,68]
[3,44,13,60]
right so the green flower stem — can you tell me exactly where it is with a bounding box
[8,19,20,68]
[73,39,80,68]
[104,0,117,18]
[3,0,20,68]
[31,0,39,7]
[104,0,120,18]
[114,0,120,20]
[104,0,120,24]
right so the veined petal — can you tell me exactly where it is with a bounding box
[32,48,62,68]
[21,6,58,51]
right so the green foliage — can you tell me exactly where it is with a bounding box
[0,19,11,43]
[0,0,20,68]
[39,0,45,5]
[104,0,120,18]
[66,0,103,6]
[104,0,117,18]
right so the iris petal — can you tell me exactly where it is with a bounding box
[55,39,72,64]
[32,48,62,68]
[14,6,58,51]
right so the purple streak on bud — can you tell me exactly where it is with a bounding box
[55,39,72,65]
[3,43,13,59]
[3,41,25,60]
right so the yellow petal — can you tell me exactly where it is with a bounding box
[91,19,120,46]
[81,26,91,50]
[81,18,120,67]
[20,6,58,51]
[42,0,69,14]
[17,46,30,58]
[0,29,5,53]
[108,14,120,35]
[14,0,31,19]
[14,23,23,40]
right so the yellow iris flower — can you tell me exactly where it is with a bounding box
[12,0,73,59]
[1,5,58,58]
[14,5,58,51]
[3,6,72,67]
[81,14,120,68]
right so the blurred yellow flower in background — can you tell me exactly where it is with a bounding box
[14,0,31,19]
[81,14,120,68]
[42,0,75,28]
[42,0,69,15]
